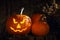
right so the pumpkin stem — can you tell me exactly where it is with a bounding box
[20,7,24,15]
[40,14,46,22]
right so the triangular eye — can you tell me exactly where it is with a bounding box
[13,18,18,24]
[20,19,25,24]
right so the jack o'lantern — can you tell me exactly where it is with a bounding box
[6,8,32,35]
[6,15,31,35]
[32,14,49,36]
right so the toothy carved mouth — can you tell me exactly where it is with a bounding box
[10,27,27,32]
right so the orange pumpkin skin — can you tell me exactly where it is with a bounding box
[6,14,32,35]
[32,22,49,36]
[32,14,42,22]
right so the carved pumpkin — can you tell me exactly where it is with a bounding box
[31,14,49,36]
[6,14,32,35]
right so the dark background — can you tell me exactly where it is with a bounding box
[0,0,60,40]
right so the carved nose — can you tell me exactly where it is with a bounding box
[17,24,21,29]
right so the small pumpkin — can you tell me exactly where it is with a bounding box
[32,22,49,36]
[31,13,42,22]
[32,14,49,36]
[6,14,32,35]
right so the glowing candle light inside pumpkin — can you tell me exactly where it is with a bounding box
[6,7,32,35]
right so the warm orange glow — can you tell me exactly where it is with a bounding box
[20,19,25,24]
[10,26,27,32]
[17,24,21,29]
[6,13,32,35]
[13,18,17,24]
